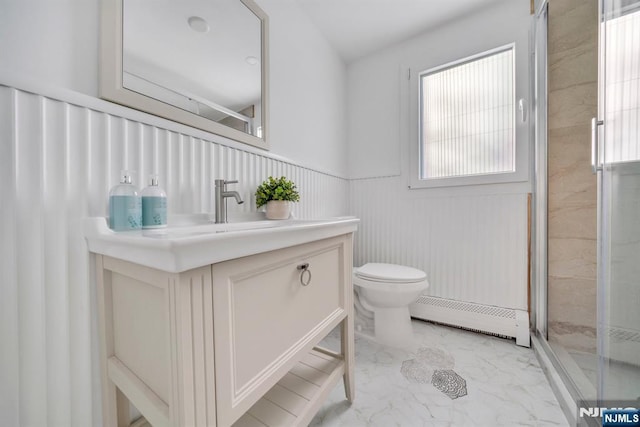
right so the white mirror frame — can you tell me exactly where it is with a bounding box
[99,0,270,150]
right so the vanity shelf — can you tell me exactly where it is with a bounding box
[132,348,344,427]
[233,348,343,427]
[86,217,358,427]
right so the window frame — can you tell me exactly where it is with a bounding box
[408,43,530,189]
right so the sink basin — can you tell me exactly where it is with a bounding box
[145,220,283,238]
[146,217,349,239]
[84,216,359,273]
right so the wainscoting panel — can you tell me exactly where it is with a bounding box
[0,84,348,426]
[350,176,529,312]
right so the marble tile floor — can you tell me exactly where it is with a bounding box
[310,319,569,427]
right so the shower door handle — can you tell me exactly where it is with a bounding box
[591,117,603,173]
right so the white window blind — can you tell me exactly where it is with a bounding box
[605,8,640,163]
[420,47,515,179]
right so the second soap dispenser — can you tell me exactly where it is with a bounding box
[141,174,167,229]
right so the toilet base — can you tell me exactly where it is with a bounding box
[373,306,415,347]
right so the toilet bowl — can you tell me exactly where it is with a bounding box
[353,263,429,347]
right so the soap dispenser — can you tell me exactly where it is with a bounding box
[108,170,142,231]
[141,174,167,229]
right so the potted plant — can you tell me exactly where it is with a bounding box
[255,176,300,219]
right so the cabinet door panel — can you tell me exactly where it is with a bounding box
[212,236,347,425]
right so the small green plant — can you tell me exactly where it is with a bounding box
[255,176,300,208]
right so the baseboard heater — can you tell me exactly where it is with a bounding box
[410,296,530,347]
[608,326,640,366]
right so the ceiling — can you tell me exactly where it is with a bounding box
[296,0,506,63]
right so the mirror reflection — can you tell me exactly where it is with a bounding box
[122,0,263,137]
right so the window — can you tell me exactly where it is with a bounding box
[419,46,515,181]
[604,8,640,164]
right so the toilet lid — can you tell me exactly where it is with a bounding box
[355,263,427,283]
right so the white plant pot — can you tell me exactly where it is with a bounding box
[265,200,291,220]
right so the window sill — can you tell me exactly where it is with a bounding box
[408,170,528,190]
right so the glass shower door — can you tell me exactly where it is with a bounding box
[597,0,640,402]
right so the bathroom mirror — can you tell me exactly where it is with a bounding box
[100,0,269,150]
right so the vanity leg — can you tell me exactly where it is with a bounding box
[342,234,355,402]
[116,389,131,426]
[340,291,356,402]
[341,313,355,402]
[96,255,131,427]
[102,380,130,427]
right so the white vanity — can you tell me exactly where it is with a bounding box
[85,217,358,427]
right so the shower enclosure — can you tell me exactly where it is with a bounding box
[534,0,640,421]
[597,0,640,402]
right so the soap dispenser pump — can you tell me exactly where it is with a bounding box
[108,170,142,231]
[141,174,167,229]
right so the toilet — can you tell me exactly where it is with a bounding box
[353,263,429,347]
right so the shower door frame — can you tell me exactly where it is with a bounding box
[531,1,596,423]
[533,0,548,339]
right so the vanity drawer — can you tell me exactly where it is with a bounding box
[211,235,349,426]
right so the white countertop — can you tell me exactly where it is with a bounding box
[84,216,359,273]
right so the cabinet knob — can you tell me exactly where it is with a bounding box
[297,263,311,286]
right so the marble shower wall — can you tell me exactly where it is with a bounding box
[547,0,598,352]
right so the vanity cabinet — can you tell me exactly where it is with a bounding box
[94,233,354,427]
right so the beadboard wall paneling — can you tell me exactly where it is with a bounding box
[0,85,348,427]
[350,176,529,311]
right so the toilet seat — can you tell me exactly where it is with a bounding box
[355,263,426,283]
[353,263,428,294]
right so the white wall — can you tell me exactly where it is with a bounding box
[347,0,530,180]
[0,0,348,177]
[348,0,533,312]
[258,0,348,177]
[0,0,99,96]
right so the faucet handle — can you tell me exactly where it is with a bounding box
[215,179,238,187]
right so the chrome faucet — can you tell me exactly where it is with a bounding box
[214,179,244,224]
